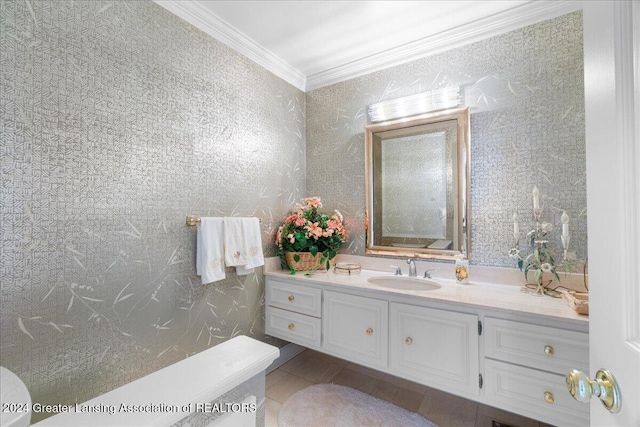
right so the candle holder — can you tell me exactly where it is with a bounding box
[509,187,569,297]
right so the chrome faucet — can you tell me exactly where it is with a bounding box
[407,258,417,277]
[423,269,437,279]
[390,265,402,275]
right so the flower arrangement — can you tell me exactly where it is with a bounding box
[276,197,347,273]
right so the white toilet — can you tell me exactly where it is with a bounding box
[0,367,32,427]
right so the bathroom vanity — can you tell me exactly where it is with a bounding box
[265,267,589,427]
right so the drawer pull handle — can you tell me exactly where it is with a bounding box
[405,337,413,345]
[544,391,554,403]
[288,295,295,302]
[288,323,295,330]
[544,345,554,356]
[366,328,374,336]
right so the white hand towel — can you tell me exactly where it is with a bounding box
[224,217,248,267]
[223,217,264,275]
[196,217,225,284]
[240,217,264,271]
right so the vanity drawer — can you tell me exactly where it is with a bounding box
[484,359,589,427]
[267,279,322,317]
[266,306,321,349]
[484,317,588,375]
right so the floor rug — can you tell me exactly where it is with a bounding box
[278,383,438,427]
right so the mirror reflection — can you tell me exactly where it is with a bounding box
[365,107,470,261]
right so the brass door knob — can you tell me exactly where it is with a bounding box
[566,369,621,413]
[544,391,554,403]
[288,323,295,330]
[366,328,373,336]
[544,345,554,356]
[288,295,295,302]
[405,337,413,345]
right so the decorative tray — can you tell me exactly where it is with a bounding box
[333,262,362,275]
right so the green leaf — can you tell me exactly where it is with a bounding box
[517,259,523,271]
[293,254,300,262]
[309,245,319,256]
[534,269,542,283]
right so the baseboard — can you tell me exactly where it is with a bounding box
[266,342,306,374]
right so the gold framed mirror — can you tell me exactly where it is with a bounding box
[364,106,470,261]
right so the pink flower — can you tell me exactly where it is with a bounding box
[295,217,306,227]
[327,219,341,230]
[322,229,335,237]
[285,214,298,223]
[304,197,322,208]
[305,222,323,240]
[275,226,283,245]
[287,233,295,244]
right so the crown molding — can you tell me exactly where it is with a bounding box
[305,1,583,91]
[153,0,307,91]
[155,0,581,93]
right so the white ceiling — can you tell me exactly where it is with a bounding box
[154,1,582,91]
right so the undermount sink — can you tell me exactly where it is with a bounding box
[367,276,442,291]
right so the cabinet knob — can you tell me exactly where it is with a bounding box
[405,337,413,345]
[366,328,373,336]
[544,345,554,356]
[288,295,295,302]
[544,391,554,403]
[288,323,295,330]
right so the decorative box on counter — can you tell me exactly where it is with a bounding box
[562,291,589,315]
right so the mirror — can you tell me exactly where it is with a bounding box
[364,106,470,261]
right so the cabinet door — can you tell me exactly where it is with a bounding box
[322,291,388,370]
[390,302,479,396]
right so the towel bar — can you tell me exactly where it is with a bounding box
[186,215,262,226]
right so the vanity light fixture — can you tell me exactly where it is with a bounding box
[367,87,461,123]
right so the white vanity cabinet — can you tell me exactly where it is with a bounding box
[264,272,590,426]
[389,303,479,396]
[483,317,590,427]
[323,290,388,370]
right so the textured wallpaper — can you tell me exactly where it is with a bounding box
[1,0,302,420]
[306,11,586,268]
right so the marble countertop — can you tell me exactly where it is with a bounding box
[265,267,589,325]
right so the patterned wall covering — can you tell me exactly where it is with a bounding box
[306,12,586,268]
[1,0,302,420]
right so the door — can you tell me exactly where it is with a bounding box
[583,1,640,425]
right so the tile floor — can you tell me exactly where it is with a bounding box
[266,349,553,427]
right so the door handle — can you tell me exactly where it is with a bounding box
[566,369,621,413]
